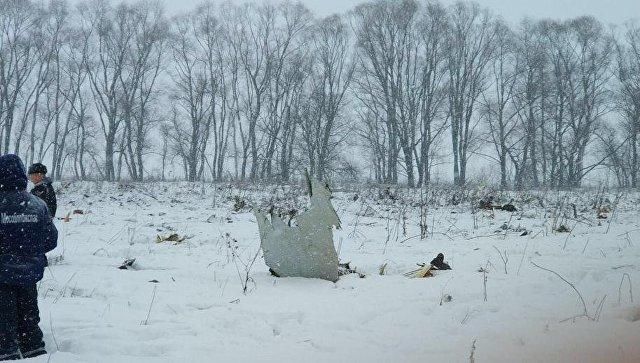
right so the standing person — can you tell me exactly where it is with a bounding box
[27,163,57,218]
[0,155,58,360]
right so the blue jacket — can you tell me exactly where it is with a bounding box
[0,154,58,285]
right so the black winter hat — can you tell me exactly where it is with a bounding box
[28,163,47,175]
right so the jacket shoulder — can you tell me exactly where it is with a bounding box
[0,191,48,222]
[26,192,49,213]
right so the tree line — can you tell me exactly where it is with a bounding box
[1,0,639,188]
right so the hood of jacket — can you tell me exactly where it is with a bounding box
[0,154,28,191]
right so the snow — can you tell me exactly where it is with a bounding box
[31,182,640,362]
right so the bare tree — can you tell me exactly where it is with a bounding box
[445,1,496,186]
[0,0,632,187]
[259,2,312,181]
[353,0,426,186]
[119,0,168,181]
[200,2,233,181]
[597,123,631,187]
[268,52,308,181]
[415,2,449,187]
[539,17,612,188]
[509,19,547,189]
[353,0,404,184]
[230,3,276,181]
[354,95,388,183]
[481,20,520,189]
[219,1,243,180]
[44,0,74,180]
[615,21,640,188]
[353,0,451,187]
[81,0,135,181]
[566,17,613,187]
[300,14,354,181]
[170,9,215,181]
[0,0,39,154]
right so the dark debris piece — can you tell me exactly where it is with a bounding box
[430,253,451,270]
[118,258,136,270]
[339,262,365,278]
[269,268,280,277]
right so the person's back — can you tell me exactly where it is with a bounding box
[0,154,58,360]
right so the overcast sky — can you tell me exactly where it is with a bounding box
[150,0,640,25]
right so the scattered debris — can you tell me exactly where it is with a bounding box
[156,233,188,244]
[404,254,451,278]
[233,196,247,212]
[338,262,365,278]
[73,209,86,215]
[430,253,452,270]
[596,206,611,219]
[379,263,388,275]
[119,258,136,270]
[496,224,528,234]
[479,196,496,210]
[404,264,434,278]
[501,203,517,212]
[612,265,634,270]
[356,205,377,217]
[414,265,434,278]
[479,197,517,212]
[254,173,341,282]
[285,209,298,227]
[378,187,398,202]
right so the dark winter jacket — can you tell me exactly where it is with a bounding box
[0,154,58,286]
[31,177,57,217]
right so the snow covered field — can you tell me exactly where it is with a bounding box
[33,182,640,362]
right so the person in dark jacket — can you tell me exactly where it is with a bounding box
[0,155,58,360]
[27,163,57,218]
